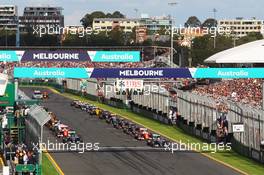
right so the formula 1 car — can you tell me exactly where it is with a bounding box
[121,121,130,130]
[134,128,150,140]
[71,100,83,108]
[86,106,97,115]
[32,90,43,99]
[147,133,170,147]
[106,114,116,124]
[123,123,137,136]
[42,91,49,99]
[99,110,111,120]
[147,133,162,147]
[115,118,126,129]
[111,116,118,128]
[62,130,83,143]
[54,124,69,138]
[70,100,79,107]
[80,103,91,111]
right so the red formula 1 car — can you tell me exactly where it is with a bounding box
[134,128,150,140]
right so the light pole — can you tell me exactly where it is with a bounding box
[134,8,139,17]
[188,40,193,67]
[168,2,178,67]
[15,16,20,48]
[231,27,238,47]
[212,8,217,49]
[4,26,7,47]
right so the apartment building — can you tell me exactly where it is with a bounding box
[0,5,18,31]
[218,18,264,38]
[93,18,139,33]
[19,6,64,33]
[92,15,172,34]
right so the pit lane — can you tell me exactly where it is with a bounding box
[21,87,240,175]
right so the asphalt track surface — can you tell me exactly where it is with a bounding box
[21,87,240,175]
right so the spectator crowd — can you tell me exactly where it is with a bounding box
[192,79,262,108]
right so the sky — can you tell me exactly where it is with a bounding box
[1,0,263,26]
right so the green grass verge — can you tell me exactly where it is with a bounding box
[21,85,264,175]
[42,154,60,175]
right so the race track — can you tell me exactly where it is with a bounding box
[21,87,240,175]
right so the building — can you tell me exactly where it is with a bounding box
[19,6,64,33]
[92,18,139,33]
[0,5,18,31]
[218,18,264,38]
[92,15,172,34]
[139,15,172,34]
[135,26,147,43]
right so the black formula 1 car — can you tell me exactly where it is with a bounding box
[123,123,137,136]
[62,130,83,143]
[99,110,111,120]
[147,133,170,147]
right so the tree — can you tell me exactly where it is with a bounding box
[127,27,136,45]
[111,11,125,18]
[184,16,201,28]
[62,33,87,46]
[109,26,125,45]
[202,18,217,28]
[191,35,233,66]
[236,32,263,46]
[80,11,105,28]
[80,11,125,28]
[38,34,60,46]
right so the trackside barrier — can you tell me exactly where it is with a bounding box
[176,90,264,164]
[22,79,264,164]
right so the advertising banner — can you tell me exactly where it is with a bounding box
[232,123,245,133]
[0,51,24,62]
[88,51,140,62]
[14,68,94,79]
[116,79,144,90]
[22,50,89,61]
[0,50,140,62]
[14,68,264,79]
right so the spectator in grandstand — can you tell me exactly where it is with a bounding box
[11,142,37,166]
[192,79,262,109]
